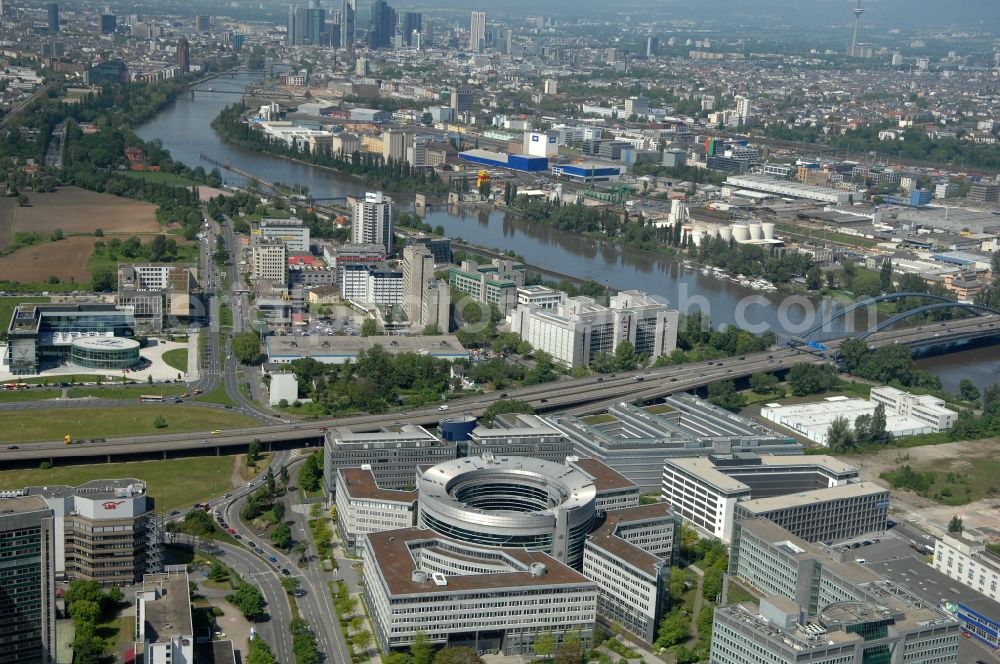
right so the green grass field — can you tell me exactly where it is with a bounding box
[163,348,189,373]
[1,405,256,443]
[0,296,49,339]
[192,384,238,407]
[67,384,188,400]
[121,171,203,187]
[86,241,199,275]
[0,456,237,514]
[0,388,63,402]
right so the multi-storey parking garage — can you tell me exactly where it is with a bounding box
[416,454,597,568]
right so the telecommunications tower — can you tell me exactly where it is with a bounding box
[849,0,864,57]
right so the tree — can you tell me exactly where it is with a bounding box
[361,318,379,336]
[410,631,433,664]
[553,640,583,664]
[948,515,964,533]
[51,227,64,241]
[92,269,116,292]
[707,380,744,411]
[870,402,887,442]
[384,653,410,664]
[228,582,265,621]
[153,415,168,429]
[106,586,125,606]
[270,522,292,549]
[533,632,556,659]
[805,266,822,291]
[299,451,323,492]
[702,566,724,601]
[880,258,894,293]
[433,647,483,664]
[247,439,262,465]
[246,635,276,664]
[69,599,102,625]
[787,363,838,396]
[656,609,692,648]
[208,561,230,582]
[749,372,778,394]
[233,332,262,364]
[959,379,980,403]
[279,465,289,485]
[826,416,856,452]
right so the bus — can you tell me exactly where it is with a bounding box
[139,394,164,402]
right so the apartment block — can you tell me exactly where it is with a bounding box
[351,192,394,254]
[334,467,417,556]
[251,238,288,286]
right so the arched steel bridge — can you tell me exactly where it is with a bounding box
[791,292,999,344]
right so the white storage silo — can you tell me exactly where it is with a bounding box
[762,222,776,240]
[749,223,763,240]
[732,224,750,242]
[719,226,733,242]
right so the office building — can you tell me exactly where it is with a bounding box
[407,235,451,264]
[176,37,189,73]
[194,14,211,31]
[117,264,198,331]
[719,519,960,664]
[402,245,447,328]
[254,218,311,253]
[46,3,58,32]
[511,290,678,369]
[932,529,1000,602]
[368,0,394,48]
[645,36,658,57]
[968,183,999,203]
[466,413,574,462]
[341,0,355,49]
[448,259,524,316]
[326,243,386,285]
[568,457,641,512]
[6,303,135,375]
[334,467,417,555]
[231,32,245,50]
[24,480,162,586]
[469,11,486,52]
[135,567,193,664]
[382,130,410,162]
[450,87,475,113]
[364,528,597,654]
[516,285,566,311]
[419,280,450,333]
[662,148,687,168]
[251,238,289,286]
[661,453,883,543]
[416,455,597,568]
[398,11,421,46]
[305,1,325,43]
[551,397,802,492]
[543,79,559,95]
[287,4,304,45]
[711,596,958,664]
[100,13,117,34]
[351,192,394,254]
[323,424,456,494]
[0,496,55,664]
[582,504,680,644]
[624,96,649,118]
[870,386,958,431]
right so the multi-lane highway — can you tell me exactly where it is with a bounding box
[3,314,998,464]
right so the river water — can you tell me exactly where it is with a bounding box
[136,75,999,391]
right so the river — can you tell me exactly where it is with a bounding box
[136,74,999,392]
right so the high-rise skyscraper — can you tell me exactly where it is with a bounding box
[645,36,658,57]
[46,3,59,32]
[231,32,245,51]
[305,1,325,44]
[0,496,56,664]
[469,11,486,53]
[352,192,394,255]
[369,0,395,49]
[341,0,355,50]
[195,14,211,31]
[100,13,117,34]
[735,95,753,125]
[287,4,305,45]
[176,37,190,73]
[399,11,421,47]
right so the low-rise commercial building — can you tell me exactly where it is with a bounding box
[363,528,597,654]
[567,457,641,512]
[932,530,1000,603]
[661,453,877,542]
[583,504,680,644]
[516,285,566,311]
[466,413,573,462]
[135,566,194,664]
[552,398,801,492]
[323,424,456,494]
[334,467,417,556]
[724,174,855,204]
[266,335,468,365]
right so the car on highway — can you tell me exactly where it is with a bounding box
[438,404,449,411]
[268,555,278,563]
[7,444,19,450]
[211,430,222,434]
[281,568,291,576]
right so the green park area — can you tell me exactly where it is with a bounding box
[0,405,256,443]
[163,348,189,372]
[0,456,236,514]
